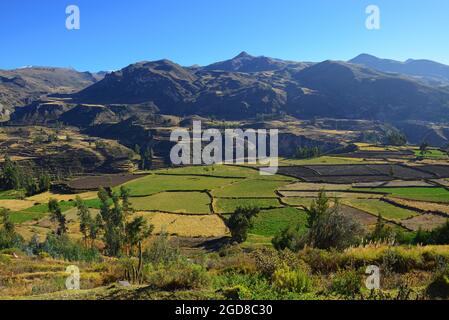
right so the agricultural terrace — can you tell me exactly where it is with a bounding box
[3,163,449,244]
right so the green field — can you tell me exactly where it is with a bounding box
[9,201,75,223]
[354,187,449,203]
[414,149,448,158]
[130,192,211,214]
[212,179,291,198]
[279,156,368,166]
[121,174,239,196]
[0,189,25,200]
[214,198,281,214]
[249,207,308,237]
[281,197,314,207]
[153,165,261,178]
[343,199,418,221]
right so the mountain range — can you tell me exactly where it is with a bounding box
[3,52,449,124]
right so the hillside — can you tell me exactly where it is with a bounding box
[0,67,104,121]
[59,54,449,122]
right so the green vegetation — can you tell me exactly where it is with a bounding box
[279,156,366,166]
[414,148,447,158]
[251,207,308,237]
[122,174,238,196]
[131,192,211,214]
[226,207,260,243]
[213,179,290,198]
[154,165,260,178]
[0,189,25,200]
[9,201,75,224]
[295,146,321,159]
[344,199,418,220]
[353,187,449,203]
[215,198,280,214]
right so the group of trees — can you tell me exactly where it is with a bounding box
[0,156,51,196]
[81,186,153,257]
[134,144,153,170]
[386,131,407,146]
[295,146,321,160]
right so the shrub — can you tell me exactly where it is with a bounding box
[301,192,364,250]
[299,248,342,274]
[146,263,209,290]
[331,269,362,298]
[143,232,182,266]
[272,265,311,294]
[251,248,307,279]
[221,285,252,300]
[272,224,304,252]
[39,234,101,262]
[226,206,260,243]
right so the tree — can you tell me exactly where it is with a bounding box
[226,206,260,243]
[125,216,154,255]
[0,156,22,190]
[48,199,67,236]
[272,224,304,251]
[23,174,39,196]
[301,191,364,250]
[38,172,51,192]
[97,187,152,257]
[420,142,430,156]
[0,208,23,249]
[386,131,407,146]
[140,146,154,170]
[75,196,93,247]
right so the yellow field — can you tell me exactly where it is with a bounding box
[0,199,34,211]
[138,212,228,237]
[387,197,449,215]
[279,190,383,199]
[26,191,98,203]
[280,182,353,191]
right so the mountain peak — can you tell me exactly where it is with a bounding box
[234,51,252,59]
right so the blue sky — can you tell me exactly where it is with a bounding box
[1,0,448,71]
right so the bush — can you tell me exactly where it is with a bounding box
[272,224,304,252]
[221,285,253,300]
[302,192,364,251]
[143,232,182,266]
[146,263,209,290]
[251,248,307,279]
[272,265,311,294]
[226,207,260,243]
[299,248,342,274]
[331,269,362,298]
[38,234,101,262]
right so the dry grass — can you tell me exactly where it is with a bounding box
[278,191,383,199]
[26,192,98,203]
[0,199,34,211]
[387,197,449,215]
[280,182,352,191]
[138,212,228,237]
[402,214,448,231]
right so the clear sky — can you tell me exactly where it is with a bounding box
[1,0,448,71]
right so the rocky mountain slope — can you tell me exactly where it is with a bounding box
[0,67,104,120]
[61,53,449,122]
